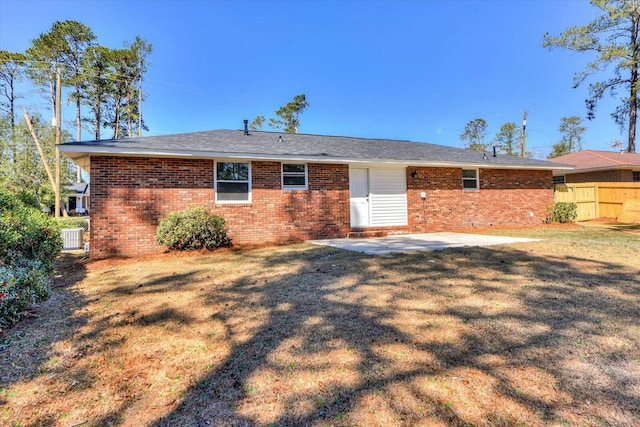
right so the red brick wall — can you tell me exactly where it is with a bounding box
[406,167,554,232]
[90,157,350,258]
[565,169,634,183]
[90,157,554,257]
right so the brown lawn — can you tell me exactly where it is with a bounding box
[1,225,639,427]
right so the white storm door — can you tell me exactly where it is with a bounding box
[350,168,370,227]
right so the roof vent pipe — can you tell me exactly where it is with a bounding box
[243,119,249,136]
[492,146,497,157]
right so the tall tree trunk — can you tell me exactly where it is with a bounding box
[126,92,133,137]
[630,76,637,153]
[76,89,82,182]
[114,97,121,139]
[9,76,16,169]
[8,78,15,127]
[49,75,56,123]
[94,94,101,140]
[76,96,82,141]
[630,14,639,154]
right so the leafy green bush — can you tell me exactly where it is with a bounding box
[0,188,62,330]
[0,261,51,330]
[57,217,90,232]
[156,207,232,251]
[0,191,62,273]
[546,202,578,223]
[15,190,41,210]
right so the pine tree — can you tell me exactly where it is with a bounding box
[543,0,640,153]
[268,94,309,133]
[460,118,489,152]
[548,116,587,158]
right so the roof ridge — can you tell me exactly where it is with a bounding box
[248,129,415,144]
[587,150,627,165]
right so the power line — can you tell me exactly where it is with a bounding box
[0,58,73,68]
[1,59,252,100]
[0,59,144,84]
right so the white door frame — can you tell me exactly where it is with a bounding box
[349,167,370,227]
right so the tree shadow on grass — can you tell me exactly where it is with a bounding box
[0,252,89,425]
[108,271,202,295]
[1,255,203,427]
[150,243,639,426]
[6,238,637,426]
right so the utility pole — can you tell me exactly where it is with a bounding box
[55,67,62,218]
[520,111,528,158]
[25,66,66,217]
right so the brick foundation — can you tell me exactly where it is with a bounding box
[90,157,554,258]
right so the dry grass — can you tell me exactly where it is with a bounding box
[1,225,639,427]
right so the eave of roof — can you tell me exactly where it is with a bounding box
[59,129,572,174]
[553,165,640,175]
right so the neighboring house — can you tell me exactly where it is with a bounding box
[59,126,571,258]
[549,150,640,183]
[64,182,90,215]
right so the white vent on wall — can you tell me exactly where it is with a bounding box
[61,228,84,250]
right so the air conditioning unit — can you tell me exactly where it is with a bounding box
[61,228,84,250]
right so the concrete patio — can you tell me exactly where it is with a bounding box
[308,232,539,255]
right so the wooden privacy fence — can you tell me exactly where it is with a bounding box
[554,182,640,221]
[598,182,640,218]
[554,183,598,221]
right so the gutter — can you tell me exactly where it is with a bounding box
[59,145,572,171]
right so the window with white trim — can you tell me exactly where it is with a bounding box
[282,163,308,189]
[462,169,479,190]
[215,161,251,202]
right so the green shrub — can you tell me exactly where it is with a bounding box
[0,190,62,273]
[0,188,22,212]
[57,217,90,232]
[0,188,61,330]
[546,202,578,223]
[156,207,231,251]
[0,261,51,330]
[15,190,41,210]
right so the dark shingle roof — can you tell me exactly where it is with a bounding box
[59,129,570,172]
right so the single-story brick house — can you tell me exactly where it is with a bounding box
[549,150,640,183]
[59,126,571,258]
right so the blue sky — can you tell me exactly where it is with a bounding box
[0,0,626,158]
